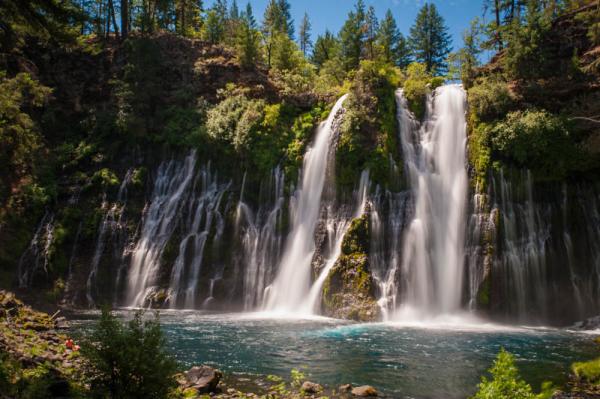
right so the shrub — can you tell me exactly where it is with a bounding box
[487,110,574,179]
[336,60,401,191]
[82,309,178,399]
[402,62,443,120]
[468,78,515,121]
[472,349,534,399]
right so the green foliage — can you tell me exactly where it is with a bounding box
[377,9,411,68]
[341,214,369,255]
[337,60,402,191]
[0,72,52,204]
[82,309,178,399]
[290,368,305,388]
[468,78,515,122]
[447,18,482,87]
[206,91,322,180]
[91,168,120,189]
[339,0,367,71]
[235,7,261,69]
[409,3,452,75]
[312,30,340,69]
[403,63,438,120]
[573,357,600,385]
[502,3,552,80]
[486,110,576,179]
[472,349,535,399]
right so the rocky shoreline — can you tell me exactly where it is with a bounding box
[2,290,600,398]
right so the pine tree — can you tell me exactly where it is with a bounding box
[262,0,294,67]
[364,6,379,60]
[230,0,239,20]
[299,12,312,56]
[339,0,367,71]
[312,30,339,68]
[377,9,411,68]
[277,0,294,39]
[409,3,452,74]
[236,2,260,68]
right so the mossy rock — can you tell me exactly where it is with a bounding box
[321,254,380,322]
[321,215,380,322]
[341,213,369,255]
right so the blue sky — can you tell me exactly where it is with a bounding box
[206,0,488,52]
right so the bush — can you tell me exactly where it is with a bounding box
[468,78,515,121]
[336,60,402,191]
[487,110,575,179]
[472,349,535,399]
[82,309,178,399]
[402,62,444,120]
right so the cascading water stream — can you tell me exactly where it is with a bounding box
[127,152,198,306]
[263,95,348,313]
[86,169,133,306]
[392,85,468,319]
[167,164,229,309]
[300,169,371,314]
[237,167,285,310]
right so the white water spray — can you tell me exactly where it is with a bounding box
[393,85,468,319]
[263,95,348,313]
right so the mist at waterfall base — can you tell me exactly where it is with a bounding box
[70,311,598,399]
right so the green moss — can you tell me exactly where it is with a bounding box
[476,275,490,308]
[573,358,600,385]
[336,60,402,192]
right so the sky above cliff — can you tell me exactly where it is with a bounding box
[205,0,487,53]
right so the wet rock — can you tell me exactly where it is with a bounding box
[184,365,223,393]
[352,385,378,397]
[571,315,600,330]
[54,316,70,329]
[339,384,353,392]
[321,214,381,322]
[301,381,323,394]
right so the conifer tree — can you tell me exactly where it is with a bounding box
[312,30,339,69]
[299,12,312,56]
[236,2,260,68]
[364,6,379,60]
[409,3,452,74]
[339,0,367,71]
[377,9,411,68]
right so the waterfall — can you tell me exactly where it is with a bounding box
[237,167,285,310]
[392,85,468,318]
[86,169,133,306]
[17,212,55,288]
[167,164,228,309]
[263,95,348,313]
[126,152,198,306]
[370,189,411,319]
[301,169,371,314]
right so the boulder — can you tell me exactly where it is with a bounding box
[183,365,223,393]
[301,381,323,394]
[352,385,378,397]
[339,383,352,392]
[321,214,381,322]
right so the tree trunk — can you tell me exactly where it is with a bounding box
[121,0,129,39]
[108,0,120,38]
[494,0,503,50]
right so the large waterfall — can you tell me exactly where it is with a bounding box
[19,83,600,326]
[391,85,468,319]
[263,95,348,313]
